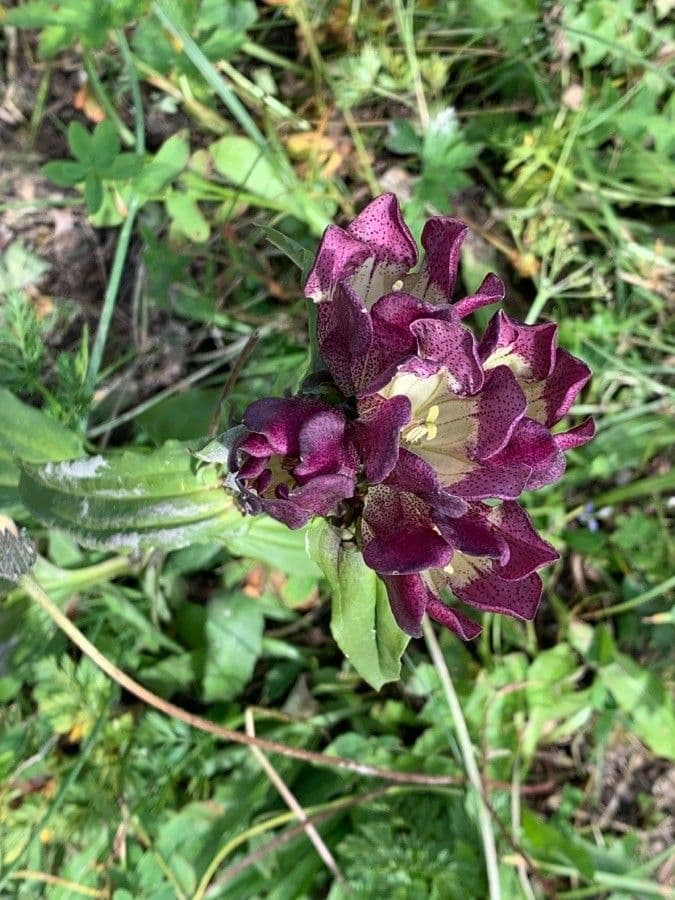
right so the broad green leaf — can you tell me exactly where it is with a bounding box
[307,520,408,690]
[18,442,244,552]
[18,441,318,573]
[0,388,83,515]
[84,170,104,213]
[104,153,144,181]
[68,120,94,163]
[91,118,120,169]
[209,135,289,203]
[135,133,190,195]
[599,655,675,760]
[166,191,210,242]
[203,592,263,701]
[42,159,88,186]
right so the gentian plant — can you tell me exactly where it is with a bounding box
[221,194,594,680]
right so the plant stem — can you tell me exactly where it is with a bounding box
[83,51,135,146]
[422,616,502,900]
[151,1,264,146]
[82,193,139,422]
[117,31,145,155]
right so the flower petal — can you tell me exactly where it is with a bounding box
[454,272,505,319]
[408,316,483,394]
[526,348,592,427]
[402,216,467,303]
[384,448,468,517]
[362,484,453,575]
[347,193,418,268]
[553,416,596,451]
[381,573,430,637]
[316,281,373,396]
[354,394,412,484]
[449,563,544,620]
[426,597,482,640]
[243,397,329,456]
[304,225,370,302]
[295,409,357,480]
[487,417,566,492]
[486,502,559,579]
[479,310,557,381]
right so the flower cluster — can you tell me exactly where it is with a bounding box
[227,195,594,639]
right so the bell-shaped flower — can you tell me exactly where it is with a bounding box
[226,397,359,529]
[304,193,504,398]
[378,501,559,638]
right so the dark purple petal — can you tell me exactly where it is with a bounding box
[259,497,314,529]
[450,568,544,620]
[408,316,483,394]
[436,510,508,561]
[381,573,430,637]
[316,281,374,396]
[489,417,566,492]
[237,432,274,458]
[347,193,417,268]
[454,273,505,319]
[295,409,358,479]
[243,397,329,456]
[553,417,596,451]
[474,366,527,458]
[479,311,557,381]
[426,597,482,640]
[354,394,412,483]
[384,448,468,518]
[362,484,453,574]
[237,455,269,480]
[403,217,467,303]
[304,225,371,302]
[488,502,559,579]
[531,348,592,427]
[450,461,532,501]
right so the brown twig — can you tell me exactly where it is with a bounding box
[21,573,561,796]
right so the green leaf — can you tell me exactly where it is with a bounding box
[521,809,594,879]
[91,118,120,169]
[42,160,88,186]
[165,191,210,242]
[84,171,104,213]
[135,133,190,195]
[306,520,408,690]
[0,387,84,515]
[203,592,264,701]
[209,135,289,203]
[68,120,94,163]
[599,655,675,760]
[17,441,318,575]
[18,442,244,552]
[104,153,144,181]
[259,225,314,279]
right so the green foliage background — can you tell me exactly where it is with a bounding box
[0,0,673,896]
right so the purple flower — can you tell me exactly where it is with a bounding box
[304,193,502,398]
[226,195,595,644]
[226,397,358,529]
[380,501,559,639]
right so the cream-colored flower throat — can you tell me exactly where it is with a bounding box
[380,371,478,481]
